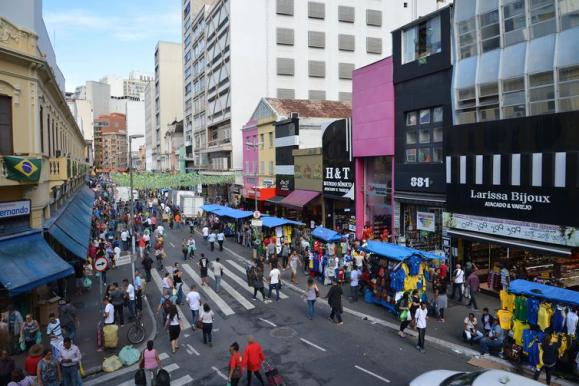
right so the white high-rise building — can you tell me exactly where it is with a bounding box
[144,82,156,171]
[101,72,154,100]
[100,74,125,97]
[182,0,451,173]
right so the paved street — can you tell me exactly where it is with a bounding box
[86,226,475,386]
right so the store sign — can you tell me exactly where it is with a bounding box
[0,200,30,219]
[275,175,294,196]
[443,212,578,247]
[447,185,577,227]
[416,211,436,232]
[322,118,354,200]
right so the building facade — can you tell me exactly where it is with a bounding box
[93,113,127,171]
[182,0,450,174]
[444,0,579,292]
[144,82,156,170]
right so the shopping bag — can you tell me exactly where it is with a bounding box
[119,345,141,366]
[102,355,123,372]
[79,362,85,377]
[155,368,171,386]
[399,309,409,322]
[263,360,284,386]
[103,324,119,348]
[134,368,147,385]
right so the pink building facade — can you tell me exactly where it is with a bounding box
[241,121,258,197]
[352,57,396,240]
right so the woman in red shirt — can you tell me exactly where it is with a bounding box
[24,344,43,376]
[242,336,265,385]
[227,342,243,386]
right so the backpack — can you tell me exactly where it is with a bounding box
[155,368,171,386]
[134,368,146,386]
[39,360,57,383]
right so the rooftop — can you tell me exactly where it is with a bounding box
[265,98,352,119]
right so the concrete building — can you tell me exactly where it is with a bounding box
[93,113,127,170]
[85,81,111,120]
[153,41,184,171]
[109,96,147,152]
[182,0,450,174]
[101,71,154,100]
[164,120,185,173]
[144,82,156,171]
[100,74,125,97]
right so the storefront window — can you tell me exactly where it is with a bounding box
[364,156,392,239]
[402,205,442,250]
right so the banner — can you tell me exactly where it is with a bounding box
[3,156,41,182]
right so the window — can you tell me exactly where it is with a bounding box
[268,132,273,148]
[366,9,382,26]
[338,34,355,51]
[185,83,192,95]
[457,17,477,59]
[404,107,443,164]
[277,88,295,99]
[402,16,441,64]
[339,92,352,102]
[366,37,382,54]
[309,90,326,100]
[268,161,274,175]
[0,95,12,155]
[419,109,430,124]
[308,2,325,19]
[308,60,325,78]
[276,0,294,15]
[260,161,265,174]
[433,127,443,142]
[560,0,579,30]
[277,58,295,76]
[308,31,325,48]
[502,77,526,118]
[406,130,417,144]
[530,0,556,38]
[276,28,294,46]
[479,9,500,53]
[338,63,355,80]
[529,71,555,115]
[184,33,192,48]
[184,2,190,18]
[338,6,355,23]
[419,128,430,143]
[259,134,264,149]
[503,0,527,46]
[406,149,417,162]
[433,107,443,122]
[406,111,417,126]
[558,66,579,111]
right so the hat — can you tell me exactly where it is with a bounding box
[28,344,43,356]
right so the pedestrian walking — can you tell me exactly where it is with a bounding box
[227,342,243,386]
[533,334,561,385]
[349,266,361,302]
[24,345,42,378]
[46,314,63,358]
[398,292,412,337]
[436,281,448,323]
[199,254,209,286]
[280,242,290,269]
[289,251,301,284]
[217,230,225,251]
[187,237,196,258]
[415,301,428,353]
[202,225,209,242]
[141,254,153,283]
[58,337,82,386]
[304,278,319,320]
[212,258,224,292]
[251,267,267,302]
[103,298,115,326]
[0,350,15,385]
[139,340,161,385]
[59,300,78,343]
[449,264,465,302]
[242,336,265,386]
[124,279,136,320]
[164,305,182,354]
[19,315,40,352]
[7,306,23,354]
[161,273,173,296]
[109,283,126,326]
[172,267,184,305]
[36,349,61,386]
[208,231,216,252]
[326,279,343,325]
[268,266,281,301]
[199,304,214,347]
[466,269,480,310]
[186,286,201,330]
[134,272,144,312]
[181,239,189,261]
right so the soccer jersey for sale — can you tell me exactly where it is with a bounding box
[497,309,513,330]
[537,303,554,331]
[527,298,540,325]
[500,290,515,312]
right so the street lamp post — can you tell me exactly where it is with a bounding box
[129,134,144,283]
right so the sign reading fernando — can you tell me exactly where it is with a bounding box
[322,118,354,200]
[3,156,41,182]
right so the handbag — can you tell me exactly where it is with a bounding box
[399,309,409,322]
[195,320,203,329]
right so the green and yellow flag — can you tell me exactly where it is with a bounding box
[4,156,41,181]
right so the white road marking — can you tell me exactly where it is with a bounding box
[169,242,175,247]
[182,264,235,316]
[151,269,191,329]
[172,375,194,386]
[225,260,288,299]
[114,363,180,386]
[258,318,277,327]
[184,334,190,338]
[354,365,391,383]
[207,268,255,310]
[300,338,327,352]
[164,363,180,372]
[186,349,193,355]
[159,352,170,360]
[213,260,265,302]
[212,366,228,380]
[186,343,200,356]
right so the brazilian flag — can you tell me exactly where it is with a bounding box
[4,156,41,181]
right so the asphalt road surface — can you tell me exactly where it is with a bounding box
[87,225,475,386]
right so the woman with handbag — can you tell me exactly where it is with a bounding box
[304,278,319,320]
[227,342,243,386]
[137,340,161,385]
[398,292,412,338]
[19,315,40,352]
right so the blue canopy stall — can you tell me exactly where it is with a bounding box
[311,226,343,243]
[508,279,579,307]
[200,204,227,213]
[361,240,441,261]
[261,216,304,228]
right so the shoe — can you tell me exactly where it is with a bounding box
[251,297,257,301]
[420,349,425,353]
[416,345,421,351]
[399,331,405,338]
[336,322,343,325]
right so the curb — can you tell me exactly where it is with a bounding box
[83,295,157,384]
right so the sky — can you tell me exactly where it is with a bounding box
[43,0,182,92]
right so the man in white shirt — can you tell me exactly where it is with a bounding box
[47,313,63,356]
[268,267,281,301]
[113,245,121,268]
[186,285,201,330]
[415,302,428,353]
[450,264,465,302]
[208,231,217,251]
[120,229,129,251]
[202,226,209,241]
[103,298,115,325]
[567,308,578,336]
[217,231,225,251]
[124,278,136,319]
[59,337,82,385]
[212,258,224,292]
[156,224,165,237]
[350,267,361,302]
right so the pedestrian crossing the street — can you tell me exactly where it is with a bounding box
[180,263,236,316]
[113,352,193,386]
[151,268,192,329]
[225,259,289,299]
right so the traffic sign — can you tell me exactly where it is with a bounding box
[94,257,108,272]
[253,210,261,219]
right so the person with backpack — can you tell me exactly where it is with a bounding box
[138,340,161,386]
[164,305,182,354]
[227,342,243,386]
[36,349,61,386]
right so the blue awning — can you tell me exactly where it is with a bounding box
[509,279,579,307]
[0,232,74,296]
[361,240,441,262]
[48,226,88,262]
[218,208,253,219]
[261,216,304,228]
[201,204,228,213]
[311,226,343,242]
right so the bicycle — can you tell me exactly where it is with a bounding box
[127,311,146,344]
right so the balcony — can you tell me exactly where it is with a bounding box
[48,157,69,182]
[205,137,231,153]
[0,155,50,186]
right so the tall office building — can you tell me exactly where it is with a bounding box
[144,82,156,171]
[181,0,450,173]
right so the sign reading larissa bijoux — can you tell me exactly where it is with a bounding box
[322,118,354,199]
[443,212,578,247]
[447,185,578,227]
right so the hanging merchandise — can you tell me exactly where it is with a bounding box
[537,303,554,331]
[499,290,516,312]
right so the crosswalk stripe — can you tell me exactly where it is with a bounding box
[115,363,178,386]
[164,363,180,372]
[225,260,289,299]
[159,352,170,360]
[173,375,194,386]
[181,264,235,316]
[206,268,255,310]
[208,260,265,301]
[151,269,192,330]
